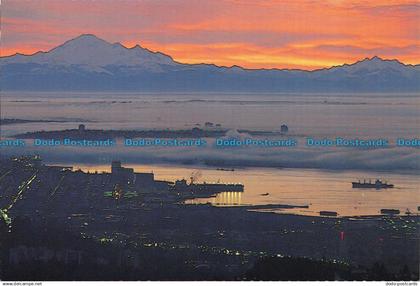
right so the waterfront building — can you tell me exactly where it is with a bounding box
[280,124,289,133]
[78,124,86,133]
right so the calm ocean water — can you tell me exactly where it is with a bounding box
[2,92,420,137]
[75,163,419,217]
[1,92,419,216]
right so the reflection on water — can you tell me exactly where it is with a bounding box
[214,191,242,205]
[74,163,420,217]
[187,191,243,206]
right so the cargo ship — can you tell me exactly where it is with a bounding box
[380,209,400,215]
[352,179,394,189]
[319,211,338,217]
[216,168,235,172]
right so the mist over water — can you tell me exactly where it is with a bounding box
[1,92,419,216]
[1,92,419,171]
[2,92,420,137]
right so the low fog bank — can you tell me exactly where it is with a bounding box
[1,141,418,172]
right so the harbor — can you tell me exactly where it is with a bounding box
[0,156,418,280]
[73,163,420,217]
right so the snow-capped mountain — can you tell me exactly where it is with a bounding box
[1,34,419,92]
[2,34,178,72]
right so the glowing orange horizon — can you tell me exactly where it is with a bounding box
[1,0,419,70]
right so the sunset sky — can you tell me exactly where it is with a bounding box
[2,0,419,70]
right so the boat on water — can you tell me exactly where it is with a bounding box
[216,168,235,172]
[380,209,400,215]
[172,179,244,193]
[319,211,338,217]
[352,179,394,189]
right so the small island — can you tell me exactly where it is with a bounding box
[0,118,68,125]
[13,124,294,140]
[14,124,227,140]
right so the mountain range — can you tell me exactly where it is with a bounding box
[1,34,419,92]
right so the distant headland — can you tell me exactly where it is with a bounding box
[13,124,291,140]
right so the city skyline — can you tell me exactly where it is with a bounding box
[2,0,419,70]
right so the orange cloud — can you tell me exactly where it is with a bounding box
[1,0,419,69]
